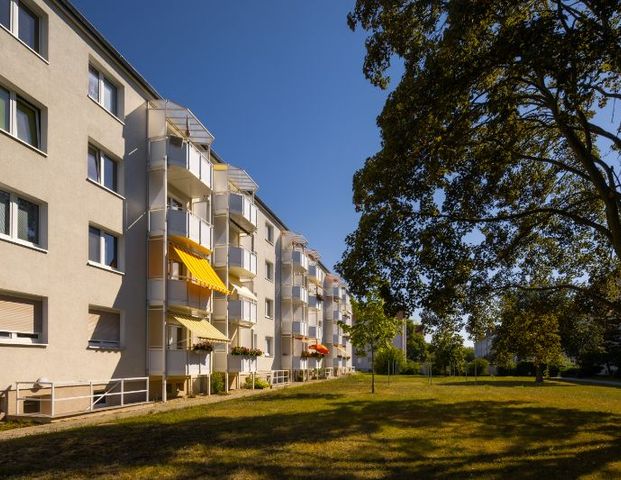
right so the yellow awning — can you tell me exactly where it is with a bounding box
[336,346,347,356]
[171,314,229,343]
[170,243,229,295]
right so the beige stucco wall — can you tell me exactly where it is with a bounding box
[0,0,152,399]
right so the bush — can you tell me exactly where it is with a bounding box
[244,376,271,389]
[401,360,421,375]
[467,358,489,376]
[375,345,406,374]
[210,372,225,394]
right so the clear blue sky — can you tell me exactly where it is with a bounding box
[72,0,391,271]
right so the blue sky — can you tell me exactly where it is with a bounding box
[72,0,391,271]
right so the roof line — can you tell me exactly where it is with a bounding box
[56,0,161,99]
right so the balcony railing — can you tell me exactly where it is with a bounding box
[215,245,257,278]
[308,325,318,338]
[148,278,211,312]
[333,334,343,345]
[333,310,342,322]
[149,208,212,252]
[307,265,323,284]
[214,193,257,233]
[228,355,257,373]
[148,348,211,376]
[228,298,257,325]
[308,295,322,309]
[150,138,212,190]
[282,285,308,304]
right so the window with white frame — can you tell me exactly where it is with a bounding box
[88,65,119,116]
[0,187,43,247]
[265,222,274,243]
[265,298,273,319]
[0,292,43,344]
[0,85,42,149]
[265,336,273,357]
[265,260,274,281]
[88,225,119,270]
[88,308,121,349]
[0,0,45,55]
[87,144,118,193]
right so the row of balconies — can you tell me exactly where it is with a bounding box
[148,349,260,375]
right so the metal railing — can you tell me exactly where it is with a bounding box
[15,377,149,418]
[269,370,290,386]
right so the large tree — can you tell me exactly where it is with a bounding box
[493,290,564,383]
[338,1,621,328]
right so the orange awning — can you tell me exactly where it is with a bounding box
[309,343,329,355]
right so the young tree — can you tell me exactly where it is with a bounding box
[341,292,402,393]
[338,1,621,333]
[430,326,466,375]
[405,320,429,362]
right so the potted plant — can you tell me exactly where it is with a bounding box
[192,341,214,352]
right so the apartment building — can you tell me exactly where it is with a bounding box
[0,0,352,419]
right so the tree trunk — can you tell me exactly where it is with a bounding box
[371,345,375,394]
[535,363,544,384]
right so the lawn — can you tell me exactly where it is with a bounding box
[1,375,621,479]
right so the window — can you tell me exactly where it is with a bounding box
[0,188,43,247]
[265,298,273,319]
[265,336,273,357]
[88,226,119,270]
[88,65,119,116]
[265,260,274,281]
[88,308,120,348]
[265,222,274,243]
[87,145,118,192]
[0,85,42,149]
[1,1,44,55]
[0,293,43,344]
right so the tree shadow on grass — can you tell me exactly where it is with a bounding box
[0,391,620,479]
[438,380,572,388]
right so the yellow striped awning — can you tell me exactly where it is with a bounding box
[170,243,229,295]
[171,314,229,343]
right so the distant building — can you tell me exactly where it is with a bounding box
[353,313,408,371]
[474,335,495,358]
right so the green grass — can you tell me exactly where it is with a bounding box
[0,419,34,432]
[1,375,621,479]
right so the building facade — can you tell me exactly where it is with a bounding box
[0,0,352,418]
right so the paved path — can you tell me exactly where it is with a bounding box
[0,379,330,441]
[553,377,621,387]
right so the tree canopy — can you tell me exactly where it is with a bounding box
[337,0,621,332]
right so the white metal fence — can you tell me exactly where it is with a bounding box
[15,377,149,418]
[269,370,290,386]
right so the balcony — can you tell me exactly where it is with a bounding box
[228,299,257,326]
[333,310,342,322]
[215,245,257,278]
[228,355,257,373]
[308,295,322,310]
[307,265,323,284]
[149,208,212,252]
[214,193,257,233]
[148,278,211,313]
[148,348,211,376]
[333,334,343,345]
[308,325,318,338]
[292,357,308,370]
[282,285,308,304]
[150,138,212,194]
[282,320,308,336]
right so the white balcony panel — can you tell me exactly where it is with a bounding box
[282,285,308,304]
[292,321,308,336]
[308,326,318,338]
[148,279,211,312]
[228,356,257,373]
[228,299,257,325]
[333,310,342,322]
[228,246,257,278]
[229,193,258,232]
[307,264,323,283]
[292,357,308,370]
[148,348,211,376]
[149,209,212,251]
